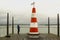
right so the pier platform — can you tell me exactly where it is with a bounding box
[0,33,60,40]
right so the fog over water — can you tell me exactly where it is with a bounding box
[0,0,60,24]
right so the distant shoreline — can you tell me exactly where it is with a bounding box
[0,24,60,26]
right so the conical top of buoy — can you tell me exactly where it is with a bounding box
[32,7,36,13]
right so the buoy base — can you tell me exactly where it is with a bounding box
[27,33,40,38]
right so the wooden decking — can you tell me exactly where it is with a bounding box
[0,33,60,40]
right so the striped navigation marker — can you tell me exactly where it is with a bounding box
[28,2,40,38]
[30,2,38,34]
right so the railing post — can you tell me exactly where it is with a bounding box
[6,13,10,37]
[12,16,14,35]
[57,14,59,37]
[48,17,50,34]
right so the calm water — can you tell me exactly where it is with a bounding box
[0,24,60,37]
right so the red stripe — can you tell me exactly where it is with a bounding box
[31,18,37,22]
[32,8,36,13]
[30,27,38,32]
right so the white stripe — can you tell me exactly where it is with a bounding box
[29,32,39,34]
[31,13,36,18]
[30,23,38,27]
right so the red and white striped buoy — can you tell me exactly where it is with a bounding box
[29,2,39,34]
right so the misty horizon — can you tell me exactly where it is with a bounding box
[0,0,60,24]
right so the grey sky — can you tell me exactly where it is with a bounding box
[0,0,60,24]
